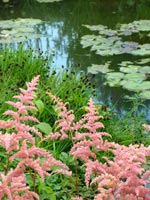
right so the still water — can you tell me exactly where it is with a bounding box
[0,0,150,120]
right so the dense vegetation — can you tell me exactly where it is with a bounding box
[0,47,150,199]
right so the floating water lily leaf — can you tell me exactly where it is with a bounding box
[88,62,112,74]
[83,24,107,31]
[138,66,150,74]
[118,61,134,66]
[120,20,150,32]
[81,20,150,56]
[131,44,150,56]
[138,81,150,90]
[121,80,141,92]
[140,91,150,99]
[120,65,140,73]
[136,58,150,64]
[105,72,124,86]
[121,80,150,92]
[36,0,62,2]
[0,18,43,44]
[123,73,146,82]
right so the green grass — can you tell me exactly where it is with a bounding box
[0,46,150,199]
[0,45,95,123]
[0,45,149,147]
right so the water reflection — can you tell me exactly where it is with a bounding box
[0,0,150,120]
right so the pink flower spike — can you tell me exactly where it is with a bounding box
[143,124,150,131]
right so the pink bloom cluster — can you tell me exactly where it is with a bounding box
[47,94,150,199]
[143,124,150,132]
[0,76,71,199]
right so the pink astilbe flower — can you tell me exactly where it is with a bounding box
[66,98,150,199]
[9,139,71,181]
[0,132,18,153]
[0,76,71,199]
[81,143,150,199]
[143,124,150,131]
[0,75,41,142]
[81,98,104,133]
[46,92,75,140]
[70,98,111,161]
[0,167,39,200]
[71,197,83,200]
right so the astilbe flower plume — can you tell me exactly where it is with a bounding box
[26,86,150,199]
[43,92,75,141]
[143,124,150,131]
[0,76,71,199]
[67,98,150,199]
[70,98,111,161]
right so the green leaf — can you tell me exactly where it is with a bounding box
[120,65,140,73]
[88,62,112,74]
[140,91,150,99]
[0,18,43,44]
[35,99,44,113]
[36,122,52,135]
[138,66,150,73]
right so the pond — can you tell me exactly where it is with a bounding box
[0,0,150,120]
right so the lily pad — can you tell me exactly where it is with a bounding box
[120,80,141,92]
[140,91,150,99]
[131,44,150,56]
[0,18,43,44]
[138,81,150,90]
[123,73,146,82]
[121,80,150,92]
[120,65,140,73]
[83,24,108,32]
[118,61,134,66]
[81,20,150,56]
[88,62,112,74]
[138,66,150,74]
[120,20,150,32]
[105,72,124,87]
[136,58,150,64]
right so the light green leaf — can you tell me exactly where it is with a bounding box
[35,100,44,113]
[138,81,150,90]
[120,80,141,92]
[105,72,124,86]
[0,18,43,44]
[136,58,150,64]
[120,65,140,73]
[138,66,150,74]
[140,91,150,99]
[123,73,146,81]
[88,62,112,74]
[36,122,52,135]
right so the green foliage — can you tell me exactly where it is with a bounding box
[0,45,49,117]
[101,96,150,146]
[1,46,150,199]
[0,46,95,124]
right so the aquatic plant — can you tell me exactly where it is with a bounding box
[81,20,150,56]
[0,18,43,44]
[81,21,150,99]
